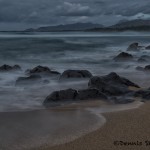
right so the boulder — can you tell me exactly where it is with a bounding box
[60,70,92,80]
[26,65,60,76]
[77,88,107,100]
[127,43,139,51]
[0,64,21,72]
[43,88,108,106]
[44,89,78,103]
[88,72,140,96]
[16,75,42,86]
[113,52,133,61]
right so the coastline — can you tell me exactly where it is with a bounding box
[36,101,150,150]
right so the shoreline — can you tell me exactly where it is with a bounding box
[27,100,143,150]
[0,100,143,150]
[35,101,149,150]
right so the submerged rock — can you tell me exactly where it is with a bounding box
[88,72,140,96]
[127,42,139,51]
[60,70,92,80]
[16,75,42,86]
[0,64,21,72]
[26,65,60,76]
[113,52,133,61]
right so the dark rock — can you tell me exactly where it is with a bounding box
[26,65,60,76]
[113,52,133,61]
[127,42,139,51]
[77,88,107,100]
[146,45,150,50]
[44,89,78,103]
[88,72,140,96]
[43,88,108,107]
[16,75,42,86]
[0,64,21,72]
[136,66,144,71]
[60,70,92,80]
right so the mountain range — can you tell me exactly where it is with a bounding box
[25,19,150,32]
[25,23,103,32]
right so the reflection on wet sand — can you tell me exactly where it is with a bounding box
[0,100,143,150]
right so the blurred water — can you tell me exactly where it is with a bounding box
[0,31,150,111]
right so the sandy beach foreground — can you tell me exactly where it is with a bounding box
[35,101,150,150]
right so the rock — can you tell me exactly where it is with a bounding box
[44,89,78,103]
[77,88,107,100]
[136,66,144,71]
[88,72,140,96]
[26,65,60,76]
[43,88,108,107]
[113,52,133,61]
[146,45,150,50]
[60,70,92,80]
[16,75,42,86]
[127,42,139,51]
[0,64,21,72]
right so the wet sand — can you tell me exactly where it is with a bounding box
[0,100,143,150]
[0,101,107,150]
[37,101,150,150]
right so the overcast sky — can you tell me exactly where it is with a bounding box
[0,0,150,30]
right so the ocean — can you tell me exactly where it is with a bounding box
[0,31,150,112]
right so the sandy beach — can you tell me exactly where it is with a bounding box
[33,101,150,150]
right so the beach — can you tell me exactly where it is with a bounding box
[0,32,150,150]
[34,101,150,150]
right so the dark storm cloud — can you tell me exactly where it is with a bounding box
[55,2,95,16]
[0,0,150,30]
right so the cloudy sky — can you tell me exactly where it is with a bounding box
[0,0,150,30]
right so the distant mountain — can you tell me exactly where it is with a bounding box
[25,23,104,32]
[24,20,150,32]
[87,19,150,31]
[110,19,150,29]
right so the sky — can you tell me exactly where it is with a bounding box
[0,0,150,30]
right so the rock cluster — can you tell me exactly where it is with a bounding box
[43,72,140,107]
